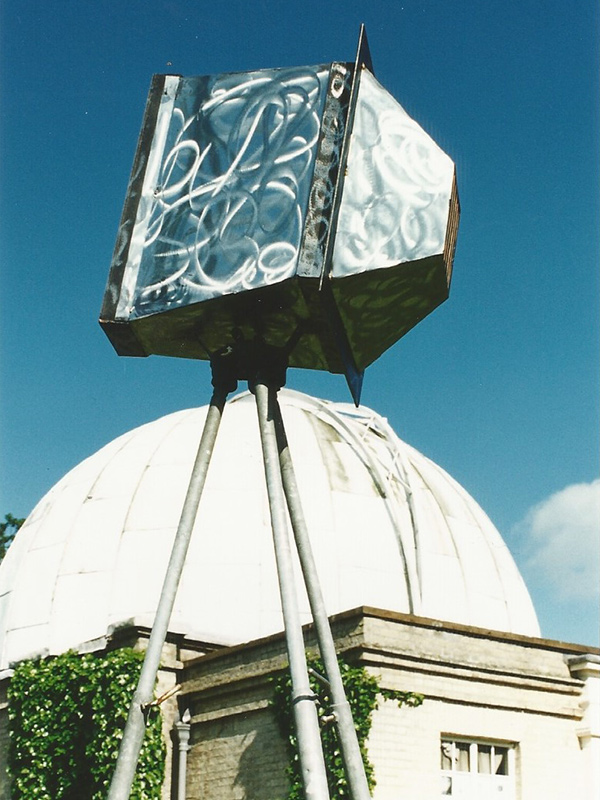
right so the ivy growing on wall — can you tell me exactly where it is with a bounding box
[271,655,423,800]
[7,648,165,800]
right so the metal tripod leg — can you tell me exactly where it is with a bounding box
[107,385,229,800]
[254,382,331,800]
[272,397,372,800]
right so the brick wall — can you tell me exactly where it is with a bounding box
[178,607,597,800]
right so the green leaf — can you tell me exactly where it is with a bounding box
[269,654,422,799]
[8,649,165,799]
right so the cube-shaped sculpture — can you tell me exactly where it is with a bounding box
[100,27,459,402]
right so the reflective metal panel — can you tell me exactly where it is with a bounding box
[332,69,455,275]
[119,66,330,320]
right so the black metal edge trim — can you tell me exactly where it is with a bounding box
[99,74,169,322]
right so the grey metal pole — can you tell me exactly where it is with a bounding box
[254,382,330,800]
[273,398,372,800]
[107,387,228,800]
[174,717,191,800]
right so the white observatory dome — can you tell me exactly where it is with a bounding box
[0,390,540,670]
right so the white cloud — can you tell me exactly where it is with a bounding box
[515,479,600,600]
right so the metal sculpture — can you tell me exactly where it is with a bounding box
[100,26,458,404]
[100,25,459,800]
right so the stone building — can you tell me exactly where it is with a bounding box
[0,390,598,798]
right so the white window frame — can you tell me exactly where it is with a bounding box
[440,737,516,799]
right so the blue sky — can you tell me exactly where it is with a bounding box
[1,0,598,645]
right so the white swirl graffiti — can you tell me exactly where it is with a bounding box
[129,67,329,318]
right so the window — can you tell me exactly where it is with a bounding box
[440,738,515,798]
